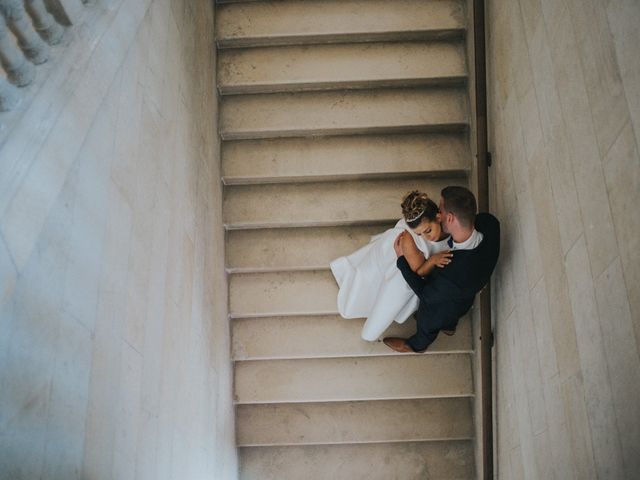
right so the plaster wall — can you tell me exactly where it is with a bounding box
[487,0,640,478]
[0,0,237,478]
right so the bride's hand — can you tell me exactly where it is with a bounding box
[429,250,453,268]
[393,232,405,257]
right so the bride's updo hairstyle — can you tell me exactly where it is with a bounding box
[401,190,439,229]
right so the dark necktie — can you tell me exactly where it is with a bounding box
[447,237,454,249]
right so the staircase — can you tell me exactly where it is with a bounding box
[216,1,477,478]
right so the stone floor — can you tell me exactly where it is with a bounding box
[0,1,237,479]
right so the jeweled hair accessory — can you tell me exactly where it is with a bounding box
[406,208,425,222]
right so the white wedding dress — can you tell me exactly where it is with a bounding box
[330,219,450,341]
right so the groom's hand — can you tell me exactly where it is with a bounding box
[394,232,405,257]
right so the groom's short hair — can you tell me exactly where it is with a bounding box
[441,186,477,228]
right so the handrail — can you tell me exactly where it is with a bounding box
[472,0,494,479]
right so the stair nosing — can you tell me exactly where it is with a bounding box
[219,123,469,141]
[230,310,341,320]
[226,265,330,274]
[218,76,468,96]
[216,29,466,49]
[234,351,474,363]
[234,393,475,406]
[236,436,475,448]
[221,168,470,186]
[232,350,475,362]
[224,218,398,231]
[231,311,474,321]
[235,396,474,407]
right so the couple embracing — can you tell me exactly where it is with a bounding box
[331,186,500,353]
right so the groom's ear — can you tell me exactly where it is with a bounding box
[446,211,456,225]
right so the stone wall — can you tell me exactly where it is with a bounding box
[487,0,640,478]
[0,0,237,478]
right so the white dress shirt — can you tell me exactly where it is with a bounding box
[448,229,484,251]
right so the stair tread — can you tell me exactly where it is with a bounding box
[219,3,477,475]
[220,88,468,140]
[218,41,466,94]
[222,133,470,185]
[226,225,390,270]
[238,440,474,479]
[236,397,473,446]
[223,177,465,230]
[217,0,465,47]
[234,354,473,403]
[232,315,473,360]
[229,270,338,317]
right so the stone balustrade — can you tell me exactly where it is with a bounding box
[0,0,84,111]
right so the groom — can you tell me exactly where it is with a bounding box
[384,186,500,353]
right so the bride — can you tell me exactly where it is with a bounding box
[330,191,453,341]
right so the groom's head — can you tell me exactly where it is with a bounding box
[439,186,477,234]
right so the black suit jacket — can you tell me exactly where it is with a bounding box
[396,213,500,350]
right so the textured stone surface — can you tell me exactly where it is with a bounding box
[232,315,473,360]
[220,87,468,139]
[218,41,466,94]
[489,0,640,478]
[216,0,466,47]
[239,441,474,480]
[229,270,338,317]
[236,397,473,446]
[235,355,473,404]
[0,1,237,479]
[226,225,391,271]
[222,133,470,184]
[223,177,463,229]
[219,0,478,477]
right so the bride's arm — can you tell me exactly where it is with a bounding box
[416,251,453,276]
[400,233,454,276]
[399,232,427,273]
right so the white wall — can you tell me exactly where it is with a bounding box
[0,0,237,478]
[488,0,640,478]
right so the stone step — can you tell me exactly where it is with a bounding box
[221,133,470,185]
[218,41,466,94]
[226,225,390,272]
[239,441,474,479]
[219,87,468,140]
[229,270,337,317]
[216,0,465,48]
[223,177,465,230]
[236,397,473,446]
[231,315,473,360]
[234,354,473,404]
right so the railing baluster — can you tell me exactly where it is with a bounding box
[0,0,85,112]
[0,0,48,64]
[0,12,34,86]
[26,0,64,45]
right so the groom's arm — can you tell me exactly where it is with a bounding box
[421,274,471,303]
[398,255,474,303]
[396,256,426,296]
